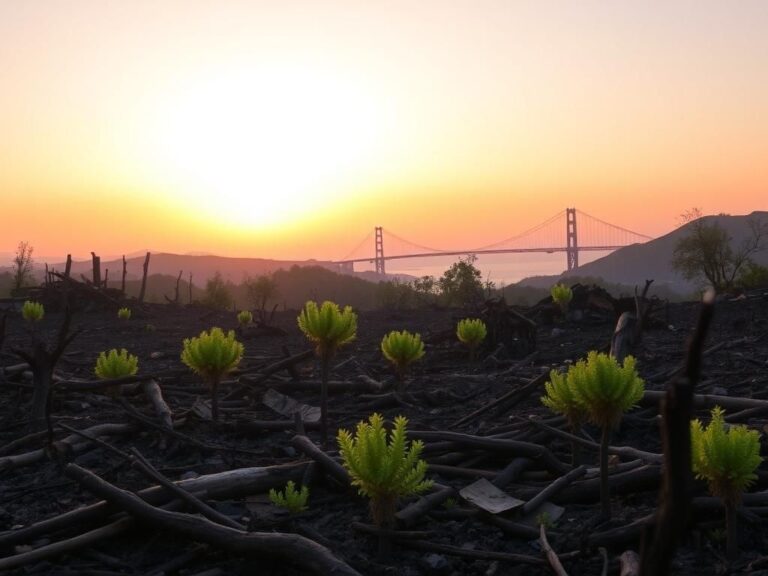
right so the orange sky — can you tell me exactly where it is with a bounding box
[1,1,767,264]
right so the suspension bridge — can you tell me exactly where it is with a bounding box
[334,208,653,275]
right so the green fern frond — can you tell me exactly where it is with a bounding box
[456,318,487,349]
[94,349,139,379]
[297,301,357,358]
[691,407,762,504]
[180,327,243,384]
[269,481,309,513]
[337,413,433,527]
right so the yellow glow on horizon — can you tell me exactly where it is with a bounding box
[149,64,391,229]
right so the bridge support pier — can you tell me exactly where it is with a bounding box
[566,208,578,271]
[374,226,386,275]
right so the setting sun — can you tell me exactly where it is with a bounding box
[150,64,390,228]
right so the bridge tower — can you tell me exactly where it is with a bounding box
[374,226,386,275]
[566,208,579,271]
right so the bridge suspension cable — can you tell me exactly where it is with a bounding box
[468,210,567,251]
[381,229,452,255]
[577,210,653,241]
[339,230,374,261]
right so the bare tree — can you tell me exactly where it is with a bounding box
[672,212,768,292]
[12,241,34,291]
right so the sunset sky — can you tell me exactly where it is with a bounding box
[1,1,767,269]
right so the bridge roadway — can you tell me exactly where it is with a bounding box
[334,245,627,265]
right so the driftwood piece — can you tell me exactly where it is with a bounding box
[138,251,151,303]
[514,465,661,504]
[409,430,570,475]
[91,252,101,287]
[540,523,569,576]
[0,515,136,571]
[0,312,5,352]
[453,371,549,427]
[143,379,173,430]
[526,416,663,463]
[396,483,455,527]
[642,389,768,412]
[0,423,133,472]
[0,462,306,549]
[291,434,350,486]
[399,539,546,565]
[522,465,588,516]
[610,312,637,364]
[121,255,127,294]
[640,296,714,576]
[621,550,641,576]
[64,463,361,576]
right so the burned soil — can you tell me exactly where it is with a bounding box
[0,294,767,575]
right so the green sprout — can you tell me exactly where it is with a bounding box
[442,497,457,510]
[22,301,44,323]
[144,323,156,332]
[117,307,131,320]
[456,318,487,361]
[550,283,573,315]
[541,351,644,520]
[181,327,243,422]
[536,511,555,530]
[380,330,425,389]
[542,367,589,464]
[237,310,253,327]
[94,349,139,396]
[297,300,357,447]
[691,407,762,559]
[269,481,310,514]
[338,413,433,529]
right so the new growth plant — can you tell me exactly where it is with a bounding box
[237,310,253,327]
[691,407,762,559]
[380,330,425,389]
[338,413,432,530]
[94,349,139,396]
[269,481,310,514]
[542,367,588,464]
[181,327,243,422]
[541,351,644,519]
[22,301,44,323]
[117,307,131,320]
[456,318,487,361]
[297,300,357,447]
[550,283,573,315]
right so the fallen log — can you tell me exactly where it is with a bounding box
[514,465,661,504]
[642,390,768,412]
[409,430,570,475]
[0,423,133,472]
[291,434,350,486]
[453,371,549,428]
[64,463,361,576]
[0,462,306,549]
[522,465,588,516]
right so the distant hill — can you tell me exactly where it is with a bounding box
[519,211,768,295]
[32,252,413,286]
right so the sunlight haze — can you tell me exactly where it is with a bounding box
[1,1,767,275]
